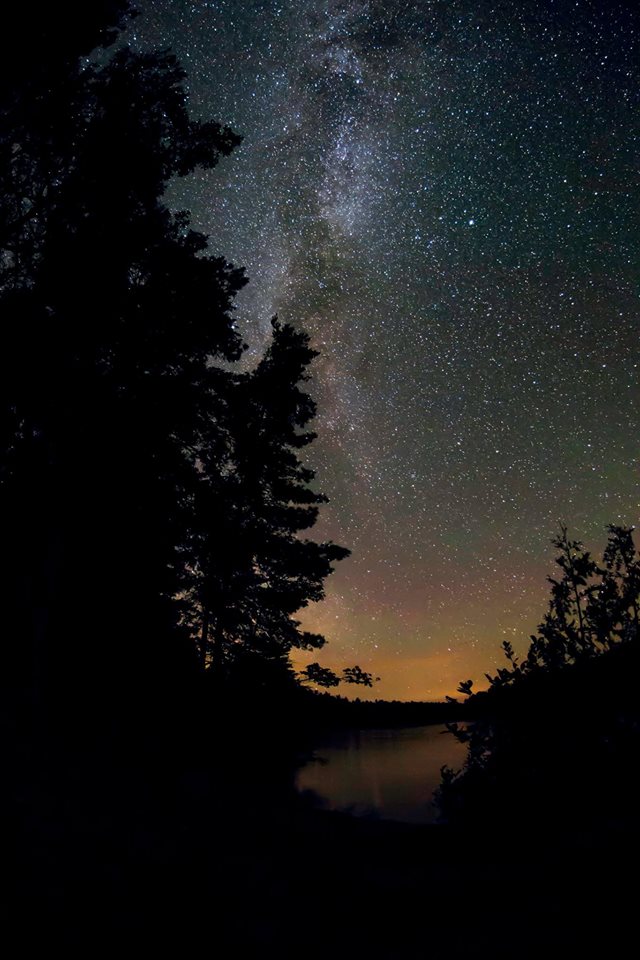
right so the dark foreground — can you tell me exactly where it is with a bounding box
[6,739,637,958]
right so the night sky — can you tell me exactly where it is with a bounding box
[128,0,639,699]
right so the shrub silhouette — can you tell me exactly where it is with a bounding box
[438,524,640,830]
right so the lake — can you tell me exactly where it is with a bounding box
[296,723,468,825]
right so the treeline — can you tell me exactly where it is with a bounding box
[438,524,640,830]
[299,690,465,729]
[0,1,364,749]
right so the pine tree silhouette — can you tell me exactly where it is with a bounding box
[0,6,244,728]
[189,318,349,692]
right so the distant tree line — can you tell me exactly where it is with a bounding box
[296,690,463,729]
[0,1,370,742]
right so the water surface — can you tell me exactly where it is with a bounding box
[296,724,467,824]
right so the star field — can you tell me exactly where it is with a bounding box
[128,0,639,698]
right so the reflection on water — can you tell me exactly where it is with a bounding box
[296,724,467,824]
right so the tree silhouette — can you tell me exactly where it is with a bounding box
[300,662,377,688]
[439,524,640,827]
[300,663,342,688]
[1,3,353,735]
[188,318,349,690]
[1,6,246,722]
[484,524,639,688]
[600,524,640,642]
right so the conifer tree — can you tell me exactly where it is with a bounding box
[1,4,351,723]
[0,4,245,716]
[190,318,349,689]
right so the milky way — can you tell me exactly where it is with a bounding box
[129,0,639,698]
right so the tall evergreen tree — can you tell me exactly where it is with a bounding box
[0,6,246,723]
[189,318,349,692]
[1,5,351,729]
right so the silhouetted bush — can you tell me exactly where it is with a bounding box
[438,525,640,832]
